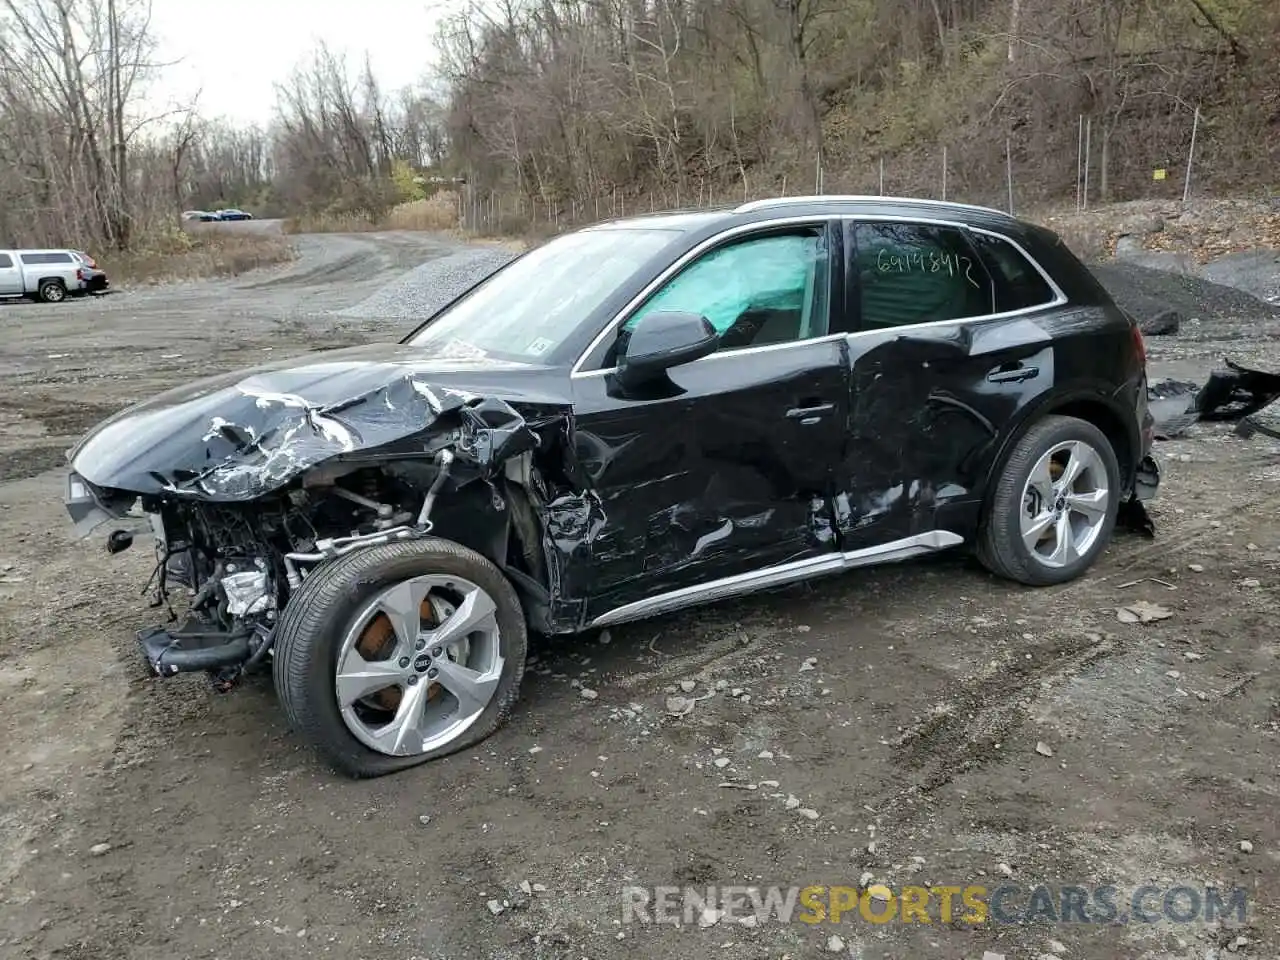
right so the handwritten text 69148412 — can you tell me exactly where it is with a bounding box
[875,247,982,290]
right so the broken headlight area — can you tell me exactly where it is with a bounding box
[64,471,150,542]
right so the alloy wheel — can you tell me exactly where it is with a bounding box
[1019,439,1110,569]
[334,574,504,756]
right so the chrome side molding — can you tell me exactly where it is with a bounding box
[587,530,964,629]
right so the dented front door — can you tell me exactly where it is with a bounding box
[571,341,850,618]
[567,221,848,620]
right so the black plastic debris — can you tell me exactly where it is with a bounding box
[1197,359,1280,422]
[1147,359,1280,440]
[1117,495,1156,538]
[1147,378,1202,440]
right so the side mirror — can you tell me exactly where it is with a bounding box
[616,310,719,389]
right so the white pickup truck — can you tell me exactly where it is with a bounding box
[0,248,110,303]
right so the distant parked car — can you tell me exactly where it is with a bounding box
[215,208,253,221]
[0,248,110,302]
[182,210,222,222]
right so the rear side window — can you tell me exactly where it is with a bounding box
[969,232,1057,313]
[850,222,994,330]
[19,252,73,265]
[0,254,11,268]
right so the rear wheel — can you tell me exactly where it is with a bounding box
[978,415,1121,586]
[38,279,66,303]
[273,538,527,778]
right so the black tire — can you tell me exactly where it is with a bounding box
[37,279,66,303]
[977,414,1121,586]
[272,537,527,778]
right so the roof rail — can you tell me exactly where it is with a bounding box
[732,194,1012,218]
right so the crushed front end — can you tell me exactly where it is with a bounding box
[62,352,590,695]
[66,444,466,691]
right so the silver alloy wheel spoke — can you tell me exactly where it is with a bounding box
[376,578,431,647]
[1019,438,1110,569]
[1066,489,1107,519]
[1047,513,1078,566]
[1026,457,1056,504]
[335,574,504,757]
[422,588,497,651]
[1021,509,1056,550]
[370,677,431,755]
[336,651,406,708]
[432,657,500,717]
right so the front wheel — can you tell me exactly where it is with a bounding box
[38,279,66,303]
[273,538,528,778]
[977,415,1121,586]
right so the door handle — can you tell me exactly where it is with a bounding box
[987,364,1039,384]
[786,402,835,422]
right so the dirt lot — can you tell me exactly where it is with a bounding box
[0,229,1277,960]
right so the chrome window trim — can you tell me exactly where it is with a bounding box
[569,213,1068,380]
[965,225,1067,310]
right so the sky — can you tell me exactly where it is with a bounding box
[144,0,453,128]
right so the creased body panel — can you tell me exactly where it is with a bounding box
[837,316,1057,549]
[570,339,850,620]
[68,343,569,501]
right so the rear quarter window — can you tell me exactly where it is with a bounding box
[0,254,12,268]
[969,232,1057,313]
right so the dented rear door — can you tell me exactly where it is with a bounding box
[836,218,1061,549]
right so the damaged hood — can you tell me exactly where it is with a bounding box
[68,342,572,501]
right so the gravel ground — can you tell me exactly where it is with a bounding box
[335,247,518,322]
[0,228,1278,960]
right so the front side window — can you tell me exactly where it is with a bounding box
[0,254,11,268]
[851,222,994,330]
[406,227,678,363]
[613,227,830,361]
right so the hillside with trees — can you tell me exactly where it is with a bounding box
[0,0,1276,257]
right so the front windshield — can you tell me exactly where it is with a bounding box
[407,227,679,363]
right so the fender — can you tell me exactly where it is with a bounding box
[977,377,1144,500]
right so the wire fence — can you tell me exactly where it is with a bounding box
[455,107,1217,234]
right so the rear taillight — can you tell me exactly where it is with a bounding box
[1131,324,1146,366]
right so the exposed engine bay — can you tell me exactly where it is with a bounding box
[134,449,468,691]
[66,380,588,695]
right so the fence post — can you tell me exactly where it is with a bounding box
[1076,115,1083,213]
[1183,105,1201,204]
[1082,117,1092,212]
[1006,137,1014,215]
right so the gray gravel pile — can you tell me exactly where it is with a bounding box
[336,247,518,322]
[1091,260,1280,339]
